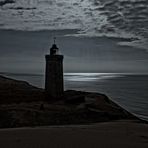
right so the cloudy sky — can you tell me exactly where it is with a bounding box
[0,0,148,73]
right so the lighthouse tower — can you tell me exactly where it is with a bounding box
[45,39,64,99]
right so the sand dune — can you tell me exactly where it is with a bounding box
[0,120,148,148]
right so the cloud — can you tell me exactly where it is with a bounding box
[0,0,148,49]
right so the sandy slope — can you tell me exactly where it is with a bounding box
[0,120,148,148]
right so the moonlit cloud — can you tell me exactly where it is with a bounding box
[0,0,148,49]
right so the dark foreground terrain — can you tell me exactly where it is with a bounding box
[0,75,143,128]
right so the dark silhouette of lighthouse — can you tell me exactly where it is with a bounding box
[45,38,64,99]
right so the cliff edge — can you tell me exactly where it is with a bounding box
[0,75,142,128]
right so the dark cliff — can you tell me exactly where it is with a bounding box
[0,75,141,128]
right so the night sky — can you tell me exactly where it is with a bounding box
[0,0,148,73]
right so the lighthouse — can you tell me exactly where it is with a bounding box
[45,39,64,99]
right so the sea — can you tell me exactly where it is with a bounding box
[1,72,148,121]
